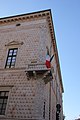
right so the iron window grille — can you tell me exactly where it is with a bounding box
[0,91,9,115]
[5,48,18,68]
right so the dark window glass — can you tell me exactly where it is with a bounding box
[0,91,9,115]
[5,48,18,68]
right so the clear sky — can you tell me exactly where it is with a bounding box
[0,0,80,120]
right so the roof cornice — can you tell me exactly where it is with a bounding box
[0,9,51,23]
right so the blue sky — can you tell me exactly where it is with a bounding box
[0,0,80,120]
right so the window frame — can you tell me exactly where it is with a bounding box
[0,91,9,115]
[5,48,18,68]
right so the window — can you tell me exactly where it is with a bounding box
[0,91,9,115]
[5,48,18,68]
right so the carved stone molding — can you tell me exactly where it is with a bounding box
[5,40,24,46]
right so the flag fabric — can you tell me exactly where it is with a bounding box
[45,46,54,68]
[45,54,51,68]
[45,54,54,68]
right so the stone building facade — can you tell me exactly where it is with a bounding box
[0,9,64,120]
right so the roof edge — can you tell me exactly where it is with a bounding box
[0,9,51,20]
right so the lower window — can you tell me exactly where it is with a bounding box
[0,91,9,115]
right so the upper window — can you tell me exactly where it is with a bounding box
[5,48,18,68]
[0,91,9,115]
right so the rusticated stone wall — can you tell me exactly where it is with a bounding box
[0,10,63,120]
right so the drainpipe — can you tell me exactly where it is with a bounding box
[49,81,51,120]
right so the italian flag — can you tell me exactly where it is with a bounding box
[45,46,54,69]
[45,54,51,68]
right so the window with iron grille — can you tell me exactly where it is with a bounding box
[0,91,9,115]
[5,48,18,68]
